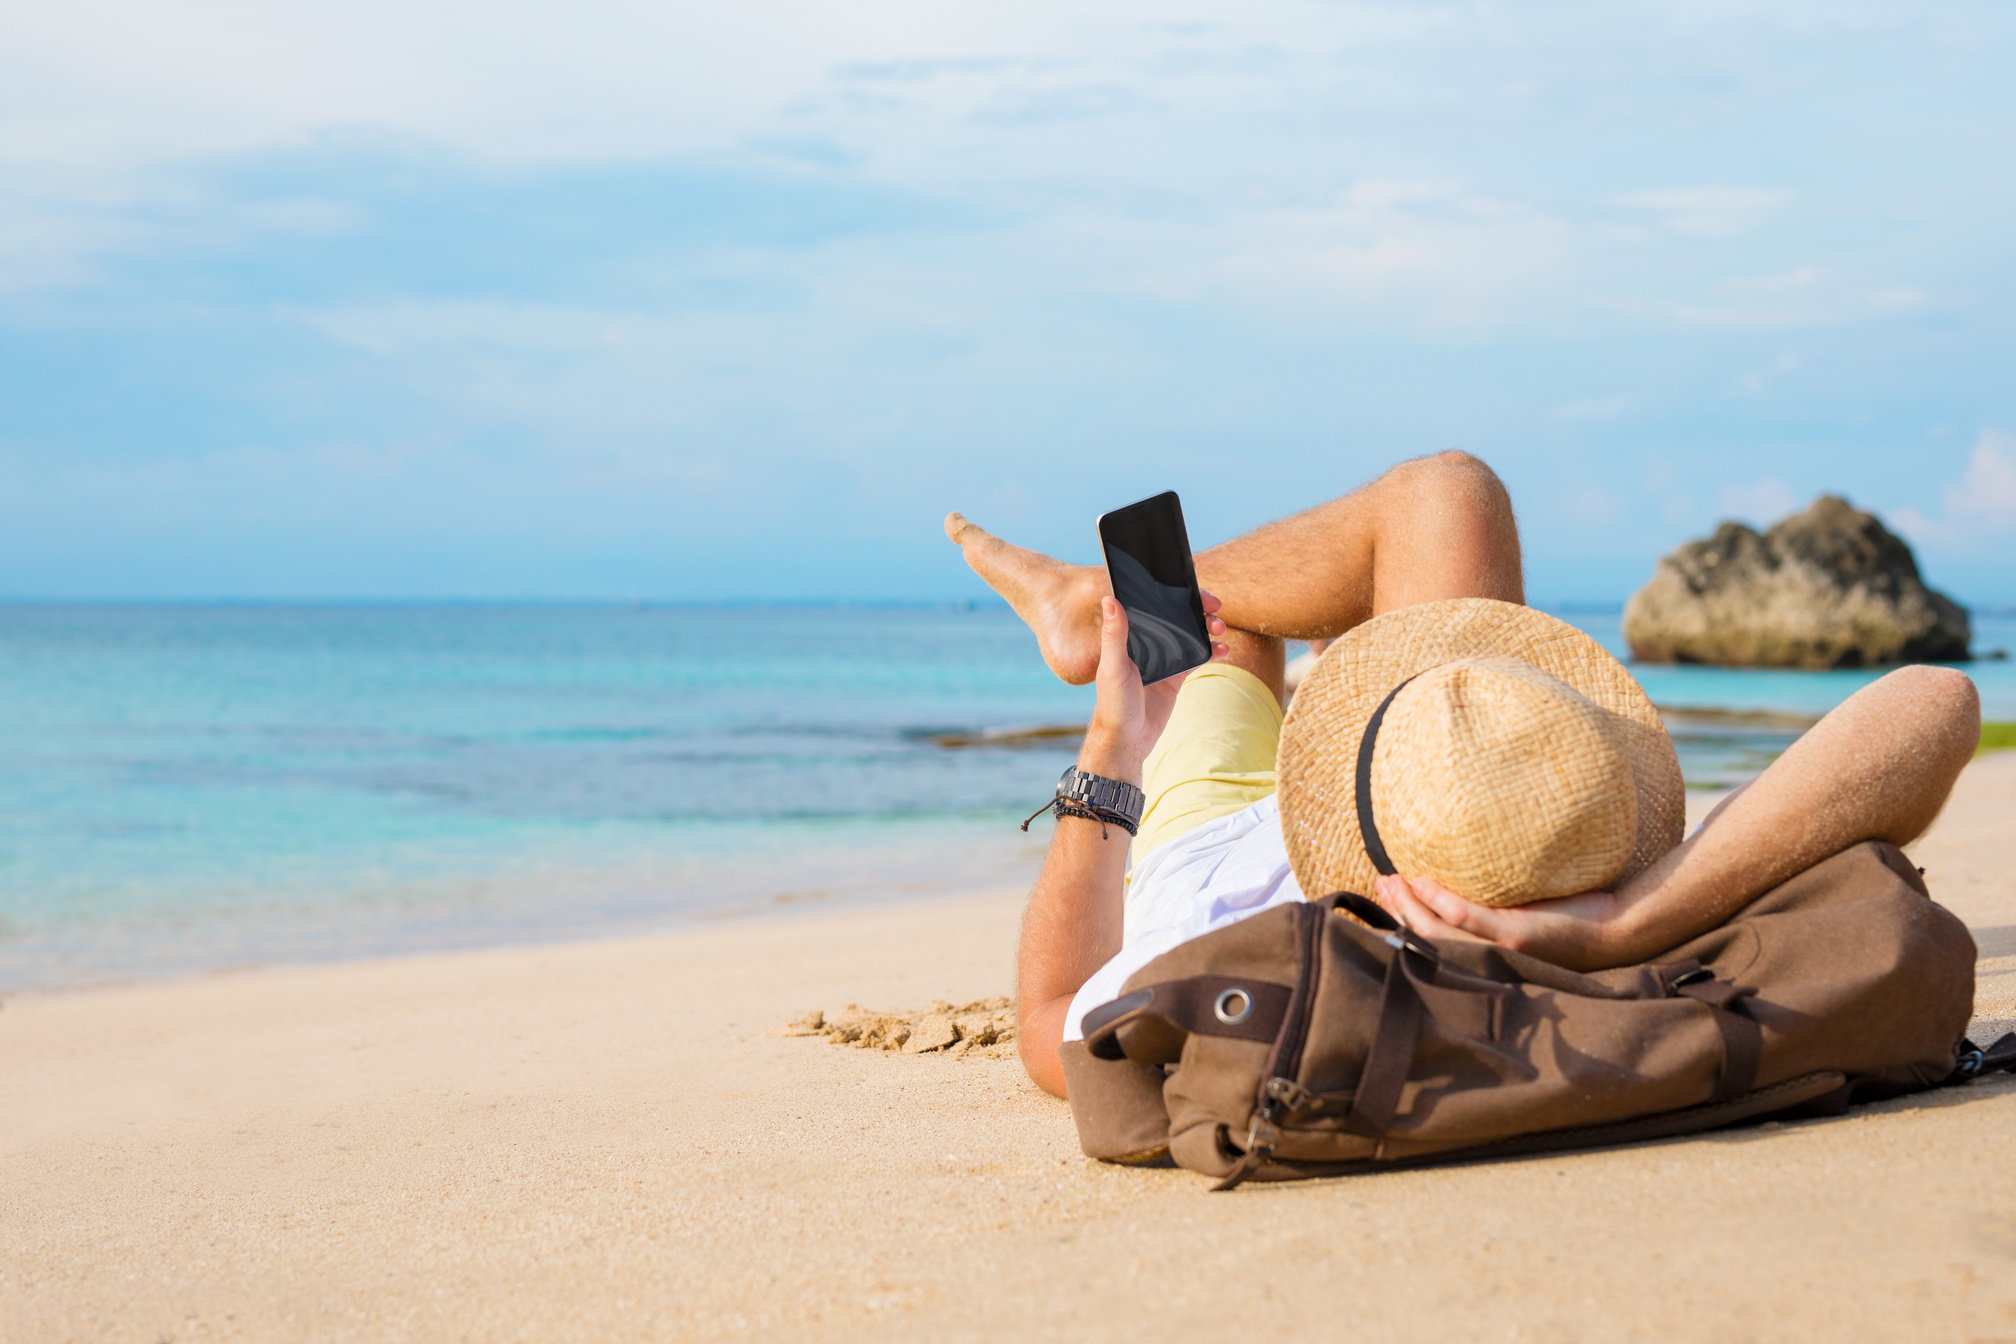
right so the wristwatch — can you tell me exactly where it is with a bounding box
[1055,766,1146,832]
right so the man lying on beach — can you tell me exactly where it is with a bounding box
[946,452,1983,1098]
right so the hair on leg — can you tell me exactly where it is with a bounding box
[1195,451,1524,641]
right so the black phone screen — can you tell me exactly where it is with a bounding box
[1097,491,1212,686]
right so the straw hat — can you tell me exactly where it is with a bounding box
[1277,598,1684,908]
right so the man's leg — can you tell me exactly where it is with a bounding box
[945,451,1524,701]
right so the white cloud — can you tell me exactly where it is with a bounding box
[0,0,1978,330]
[1672,268,1938,330]
[1640,458,1697,526]
[1552,395,1629,420]
[1889,431,2016,548]
[1887,504,1949,544]
[1735,351,1803,393]
[1564,485,1628,525]
[0,183,135,291]
[1161,180,1574,332]
[1947,431,2016,526]
[1715,476,1800,527]
[1620,187,1792,239]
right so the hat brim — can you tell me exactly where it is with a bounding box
[1277,598,1685,905]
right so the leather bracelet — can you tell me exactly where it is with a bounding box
[1052,801,1140,837]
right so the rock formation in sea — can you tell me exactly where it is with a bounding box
[1623,495,1971,669]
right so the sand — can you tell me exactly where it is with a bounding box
[3,753,2013,1343]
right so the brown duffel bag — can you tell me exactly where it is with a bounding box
[1061,840,2014,1189]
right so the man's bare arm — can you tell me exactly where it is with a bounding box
[1016,778,1133,1099]
[1378,664,1982,971]
[1016,595,1227,1097]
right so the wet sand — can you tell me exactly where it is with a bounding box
[4,752,2013,1342]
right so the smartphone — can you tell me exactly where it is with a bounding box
[1096,491,1213,686]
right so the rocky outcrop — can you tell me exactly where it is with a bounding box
[1623,495,1970,669]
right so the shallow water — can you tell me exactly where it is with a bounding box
[2,603,2008,988]
[1571,609,2016,788]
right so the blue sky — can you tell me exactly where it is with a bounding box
[1,0,2012,604]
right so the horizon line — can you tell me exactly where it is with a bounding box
[3,597,2014,618]
[0,594,1623,612]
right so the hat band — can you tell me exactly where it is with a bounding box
[1354,674,1419,879]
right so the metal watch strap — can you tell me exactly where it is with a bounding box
[1055,767,1146,829]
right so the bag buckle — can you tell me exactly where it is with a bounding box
[1383,930,1440,965]
[1212,1078,1296,1192]
[1265,1075,1314,1112]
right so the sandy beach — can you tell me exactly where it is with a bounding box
[5,751,2013,1343]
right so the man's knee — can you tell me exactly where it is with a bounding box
[1382,450,1513,517]
[1391,449,1505,493]
[1881,664,1980,763]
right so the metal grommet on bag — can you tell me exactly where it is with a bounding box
[1213,987,1253,1025]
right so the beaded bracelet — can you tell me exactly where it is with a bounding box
[1018,798,1140,839]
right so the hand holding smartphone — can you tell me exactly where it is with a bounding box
[1096,491,1214,685]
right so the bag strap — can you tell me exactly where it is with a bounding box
[1274,893,1438,1141]
[1081,975,1295,1063]
[1337,953,1765,1148]
[1945,1032,2016,1084]
[1341,938,1431,1136]
[1333,889,1399,931]
[1663,962,1763,1103]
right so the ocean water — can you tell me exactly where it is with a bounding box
[2,603,2010,990]
[1567,609,2016,788]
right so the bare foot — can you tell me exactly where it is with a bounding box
[945,512,1106,684]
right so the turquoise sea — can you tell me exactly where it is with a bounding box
[3,603,2011,990]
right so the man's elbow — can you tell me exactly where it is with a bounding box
[1016,1000,1071,1098]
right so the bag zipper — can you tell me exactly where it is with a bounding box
[1214,900,1325,1190]
[1272,900,1325,1089]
